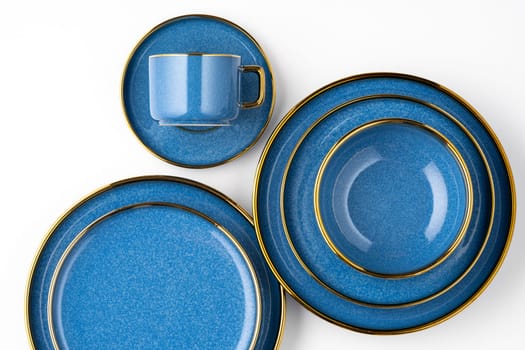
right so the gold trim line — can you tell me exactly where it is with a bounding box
[47,202,262,350]
[149,53,241,58]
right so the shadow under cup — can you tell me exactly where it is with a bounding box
[315,119,473,278]
[148,54,264,127]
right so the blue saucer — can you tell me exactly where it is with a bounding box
[283,96,487,306]
[27,176,284,349]
[122,15,274,168]
[49,204,260,350]
[316,119,471,277]
[254,73,514,333]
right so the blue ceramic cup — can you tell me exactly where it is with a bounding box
[148,53,265,126]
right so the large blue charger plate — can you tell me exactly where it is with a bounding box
[254,73,515,333]
[27,176,285,349]
[122,15,274,168]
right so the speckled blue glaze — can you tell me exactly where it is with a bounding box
[283,96,490,306]
[122,15,273,167]
[51,204,259,349]
[28,177,283,349]
[255,74,513,332]
[318,121,469,276]
[149,55,250,126]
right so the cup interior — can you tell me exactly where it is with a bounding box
[315,119,473,277]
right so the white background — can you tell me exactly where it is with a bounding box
[1,0,524,348]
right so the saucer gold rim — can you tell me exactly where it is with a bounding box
[314,118,474,279]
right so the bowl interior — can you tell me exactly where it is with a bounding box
[315,119,472,277]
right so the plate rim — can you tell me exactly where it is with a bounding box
[253,72,515,334]
[26,175,286,349]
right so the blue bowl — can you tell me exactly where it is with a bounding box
[315,119,472,278]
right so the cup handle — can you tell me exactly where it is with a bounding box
[239,65,266,109]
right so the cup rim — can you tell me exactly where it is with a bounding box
[149,53,241,58]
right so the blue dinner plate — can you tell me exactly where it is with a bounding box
[254,73,514,333]
[283,95,489,306]
[27,176,285,349]
[122,14,274,168]
[49,203,260,349]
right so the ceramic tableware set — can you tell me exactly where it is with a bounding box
[26,14,515,349]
